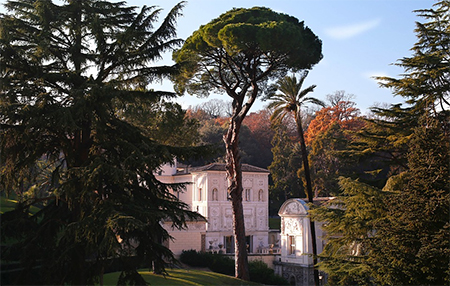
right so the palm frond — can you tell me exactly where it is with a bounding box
[267,72,322,123]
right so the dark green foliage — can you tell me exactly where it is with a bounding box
[311,3,450,283]
[364,2,450,282]
[268,122,303,215]
[309,178,385,286]
[368,117,450,285]
[248,260,289,286]
[308,122,380,196]
[377,1,450,119]
[209,255,236,276]
[311,118,449,285]
[180,250,289,285]
[180,250,234,276]
[0,1,206,285]
[309,123,351,196]
[173,7,322,97]
[119,98,201,147]
[179,249,209,267]
[361,1,449,177]
[358,104,419,176]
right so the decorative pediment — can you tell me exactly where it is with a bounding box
[284,217,303,235]
[243,178,253,188]
[278,198,309,216]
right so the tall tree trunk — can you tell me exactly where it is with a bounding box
[224,115,250,281]
[295,111,320,286]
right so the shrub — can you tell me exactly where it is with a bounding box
[208,254,234,276]
[179,249,210,267]
[180,250,233,275]
[249,260,289,285]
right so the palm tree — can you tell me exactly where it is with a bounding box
[267,71,324,286]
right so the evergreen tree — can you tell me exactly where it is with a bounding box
[0,1,205,284]
[268,121,304,215]
[367,4,450,282]
[357,104,418,177]
[377,1,449,120]
[311,2,450,284]
[309,177,385,286]
[119,98,201,147]
[369,116,450,285]
[361,1,449,177]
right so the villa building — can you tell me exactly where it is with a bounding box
[156,161,271,256]
[156,161,332,285]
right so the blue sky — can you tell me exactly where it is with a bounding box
[1,0,433,113]
[136,0,432,114]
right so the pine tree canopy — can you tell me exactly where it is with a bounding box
[0,0,206,284]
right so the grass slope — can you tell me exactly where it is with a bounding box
[0,196,41,214]
[102,268,260,286]
[269,217,281,229]
[0,197,22,214]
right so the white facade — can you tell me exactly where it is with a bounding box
[278,198,327,266]
[156,161,270,256]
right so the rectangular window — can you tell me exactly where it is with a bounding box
[198,188,202,201]
[289,235,296,255]
[225,235,252,253]
[201,234,206,252]
[225,236,235,254]
[246,235,253,253]
[245,189,251,201]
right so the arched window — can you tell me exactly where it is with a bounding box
[258,189,264,201]
[289,275,296,286]
[212,188,218,201]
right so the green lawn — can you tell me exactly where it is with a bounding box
[0,196,18,214]
[102,268,260,286]
[0,196,41,215]
[269,217,281,229]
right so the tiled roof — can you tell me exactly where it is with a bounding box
[189,163,269,173]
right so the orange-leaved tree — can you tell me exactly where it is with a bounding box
[304,100,365,146]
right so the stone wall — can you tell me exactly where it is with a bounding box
[274,261,315,286]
